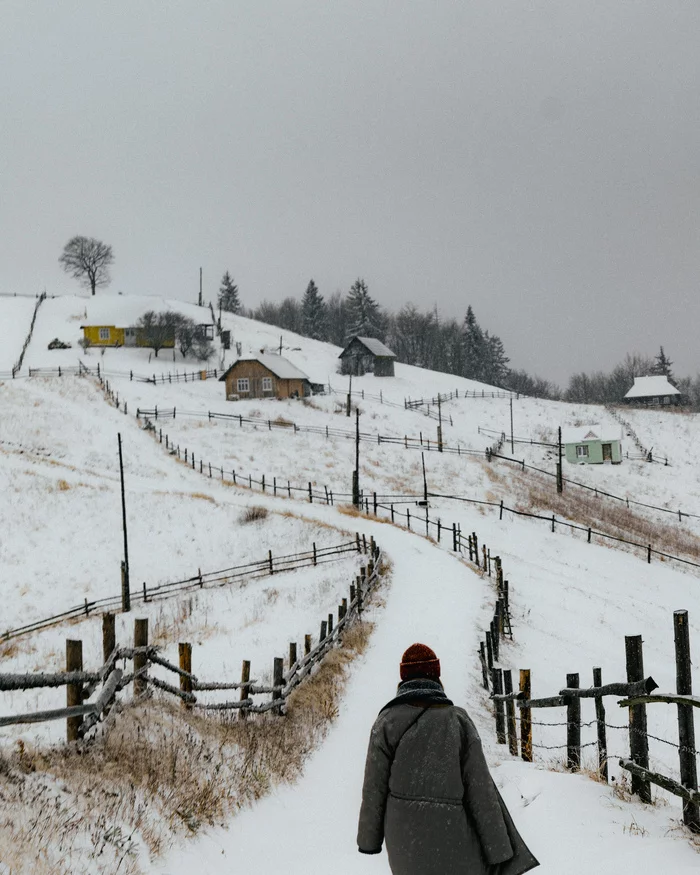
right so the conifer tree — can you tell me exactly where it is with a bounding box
[301,280,326,339]
[218,271,241,313]
[346,278,383,340]
[462,306,486,380]
[652,346,674,382]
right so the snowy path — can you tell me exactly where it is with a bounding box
[152,513,699,875]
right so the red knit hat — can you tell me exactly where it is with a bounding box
[400,643,441,681]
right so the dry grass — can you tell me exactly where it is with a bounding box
[56,479,71,491]
[240,505,269,524]
[273,415,294,427]
[511,468,700,565]
[0,557,390,873]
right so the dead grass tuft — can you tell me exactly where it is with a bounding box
[189,492,216,504]
[56,479,71,491]
[240,505,269,524]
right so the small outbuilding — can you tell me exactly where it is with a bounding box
[339,336,397,377]
[562,426,623,465]
[219,354,311,400]
[623,375,681,406]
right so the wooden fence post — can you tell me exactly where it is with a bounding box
[179,642,193,709]
[66,639,83,742]
[485,630,494,672]
[504,670,518,756]
[566,673,581,771]
[674,610,700,830]
[304,635,311,656]
[520,669,533,762]
[239,660,251,719]
[625,635,651,802]
[102,613,116,664]
[273,657,284,712]
[492,668,506,744]
[593,667,608,783]
[289,642,297,671]
[133,618,149,697]
[479,642,489,689]
[490,618,499,662]
[320,620,327,642]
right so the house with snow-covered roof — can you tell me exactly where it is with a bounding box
[562,425,623,465]
[623,375,681,406]
[219,354,311,400]
[338,336,397,377]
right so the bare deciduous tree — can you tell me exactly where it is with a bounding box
[59,236,114,296]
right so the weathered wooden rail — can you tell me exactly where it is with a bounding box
[0,539,385,741]
[2,537,362,642]
[485,609,700,833]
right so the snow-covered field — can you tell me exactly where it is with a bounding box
[2,291,700,873]
[0,295,38,372]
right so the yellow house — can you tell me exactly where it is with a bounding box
[81,325,174,349]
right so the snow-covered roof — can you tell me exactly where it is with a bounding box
[220,354,310,381]
[340,336,397,358]
[561,425,622,445]
[78,293,214,327]
[624,375,680,399]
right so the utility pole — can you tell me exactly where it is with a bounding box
[279,335,283,356]
[118,433,130,611]
[437,395,443,452]
[353,407,361,507]
[346,374,352,417]
[557,426,563,493]
[198,267,203,307]
[510,396,514,455]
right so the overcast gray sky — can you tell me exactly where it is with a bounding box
[2,1,699,385]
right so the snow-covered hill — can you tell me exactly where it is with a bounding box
[2,291,700,873]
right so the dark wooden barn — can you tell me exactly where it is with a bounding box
[338,336,397,377]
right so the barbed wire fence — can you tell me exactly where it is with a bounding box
[484,610,700,833]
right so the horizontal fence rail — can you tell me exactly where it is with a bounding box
[0,540,385,740]
[483,610,700,833]
[2,539,362,642]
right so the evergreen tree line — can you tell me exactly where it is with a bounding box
[217,272,556,394]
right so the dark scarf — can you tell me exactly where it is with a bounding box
[379,677,454,713]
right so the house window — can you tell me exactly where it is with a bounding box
[576,445,588,458]
[237,378,249,393]
[262,377,273,393]
[99,327,110,341]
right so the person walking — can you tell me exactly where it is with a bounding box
[357,643,539,874]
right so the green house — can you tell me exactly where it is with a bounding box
[562,426,622,465]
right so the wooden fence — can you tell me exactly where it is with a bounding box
[2,539,362,642]
[24,362,219,384]
[11,292,45,377]
[0,539,384,741]
[485,609,700,833]
[130,393,700,580]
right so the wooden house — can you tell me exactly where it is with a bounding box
[81,320,214,349]
[219,354,311,400]
[562,425,622,465]
[623,375,681,406]
[338,336,397,377]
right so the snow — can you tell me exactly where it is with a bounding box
[625,376,681,399]
[3,292,700,872]
[561,425,622,444]
[0,296,39,372]
[222,353,311,381]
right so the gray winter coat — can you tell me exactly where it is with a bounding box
[357,681,539,875]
